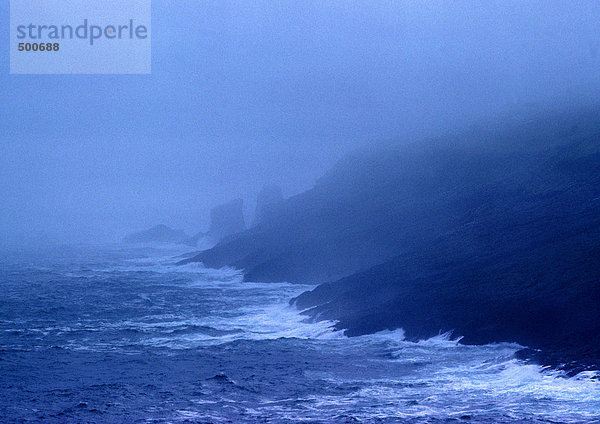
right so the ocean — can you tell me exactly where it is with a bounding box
[1,245,599,423]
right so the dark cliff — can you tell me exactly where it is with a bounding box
[182,110,600,371]
[291,126,600,372]
[182,112,600,284]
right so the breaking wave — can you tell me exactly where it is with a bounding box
[1,245,598,423]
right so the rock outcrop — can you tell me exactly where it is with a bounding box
[207,199,246,241]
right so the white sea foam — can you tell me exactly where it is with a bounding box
[114,254,600,420]
[5,246,599,423]
[139,287,343,348]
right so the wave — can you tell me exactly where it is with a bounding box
[139,300,344,349]
[5,246,600,424]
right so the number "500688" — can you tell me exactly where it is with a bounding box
[18,43,60,52]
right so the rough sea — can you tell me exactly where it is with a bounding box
[1,245,599,423]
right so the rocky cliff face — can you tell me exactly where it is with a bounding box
[182,110,600,285]
[293,143,600,372]
[181,110,600,371]
[207,199,246,241]
[180,147,552,283]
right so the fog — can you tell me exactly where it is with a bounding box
[1,0,600,247]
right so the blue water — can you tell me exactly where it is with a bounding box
[1,245,599,423]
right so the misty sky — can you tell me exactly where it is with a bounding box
[1,1,600,247]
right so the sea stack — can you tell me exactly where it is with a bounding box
[208,199,246,241]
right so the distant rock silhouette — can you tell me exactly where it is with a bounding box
[182,231,207,247]
[207,199,246,241]
[123,225,188,244]
[254,185,284,226]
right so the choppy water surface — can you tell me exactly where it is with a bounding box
[1,245,599,423]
